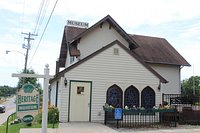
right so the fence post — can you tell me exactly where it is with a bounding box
[174,109,177,127]
[104,111,107,125]
[6,112,16,133]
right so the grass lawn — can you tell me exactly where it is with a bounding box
[0,116,58,133]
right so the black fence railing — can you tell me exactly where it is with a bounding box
[162,94,200,111]
[104,107,177,128]
[163,94,200,124]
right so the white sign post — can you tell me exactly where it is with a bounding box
[12,64,53,133]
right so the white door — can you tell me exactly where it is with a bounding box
[70,81,91,121]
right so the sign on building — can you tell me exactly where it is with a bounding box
[67,20,89,28]
[17,83,39,124]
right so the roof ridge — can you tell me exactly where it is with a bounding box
[129,34,165,40]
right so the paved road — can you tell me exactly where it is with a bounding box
[0,96,16,125]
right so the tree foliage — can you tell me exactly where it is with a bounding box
[0,85,17,96]
[17,69,42,91]
[182,76,200,96]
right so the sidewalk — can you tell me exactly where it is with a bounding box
[20,128,57,133]
[20,123,200,133]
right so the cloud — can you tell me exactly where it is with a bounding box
[0,0,41,14]
[54,0,200,27]
[2,0,200,27]
[180,20,200,38]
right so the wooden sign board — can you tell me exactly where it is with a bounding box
[17,83,39,124]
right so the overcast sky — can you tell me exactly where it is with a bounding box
[0,0,200,87]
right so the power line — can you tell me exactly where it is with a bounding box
[34,0,45,34]
[29,0,59,65]
[33,0,50,35]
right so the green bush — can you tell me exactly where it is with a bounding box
[48,107,59,124]
[34,106,59,124]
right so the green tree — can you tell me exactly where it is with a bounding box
[17,69,42,90]
[0,85,17,96]
[182,76,200,96]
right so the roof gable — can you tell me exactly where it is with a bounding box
[51,40,167,83]
[70,15,139,49]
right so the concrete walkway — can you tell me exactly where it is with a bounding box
[20,123,200,133]
[20,128,57,133]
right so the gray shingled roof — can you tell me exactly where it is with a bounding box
[130,35,190,66]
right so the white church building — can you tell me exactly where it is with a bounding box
[49,15,190,122]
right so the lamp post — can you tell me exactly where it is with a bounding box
[6,50,27,72]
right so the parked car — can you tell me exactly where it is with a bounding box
[0,105,6,113]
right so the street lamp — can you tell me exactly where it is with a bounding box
[6,50,27,73]
[6,50,25,56]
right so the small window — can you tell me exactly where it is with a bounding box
[113,48,119,55]
[77,86,84,94]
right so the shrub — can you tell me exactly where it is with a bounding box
[48,107,59,124]
[34,106,59,124]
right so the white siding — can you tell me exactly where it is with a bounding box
[60,43,161,122]
[50,79,69,122]
[150,64,181,94]
[77,22,129,60]
[50,82,56,106]
[57,78,62,111]
[58,77,69,122]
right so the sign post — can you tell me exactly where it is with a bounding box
[12,64,53,133]
[41,64,50,133]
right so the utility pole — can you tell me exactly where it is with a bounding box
[21,32,37,73]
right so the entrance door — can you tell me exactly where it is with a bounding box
[69,81,91,121]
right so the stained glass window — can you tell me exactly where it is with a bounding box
[124,86,139,108]
[106,84,122,108]
[141,86,155,109]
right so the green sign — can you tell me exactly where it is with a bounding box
[17,83,39,124]
[23,84,35,93]
[22,115,34,124]
[18,95,39,104]
[18,104,39,111]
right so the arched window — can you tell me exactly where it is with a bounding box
[106,84,123,108]
[141,86,155,109]
[124,85,139,108]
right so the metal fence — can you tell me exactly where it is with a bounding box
[104,108,177,128]
[162,94,200,112]
[163,94,200,124]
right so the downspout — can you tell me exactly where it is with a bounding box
[55,81,59,107]
[179,66,184,94]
